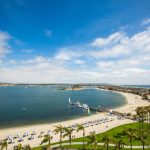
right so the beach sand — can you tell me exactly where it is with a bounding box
[0,90,149,149]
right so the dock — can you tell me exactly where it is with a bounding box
[68,98,109,113]
[89,106,109,112]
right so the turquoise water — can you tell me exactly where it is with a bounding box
[0,86,126,128]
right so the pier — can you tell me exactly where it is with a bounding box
[68,98,109,113]
[89,106,109,112]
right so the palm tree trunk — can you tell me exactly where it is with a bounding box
[107,143,108,150]
[118,144,121,150]
[60,133,62,148]
[107,140,109,150]
[69,135,71,148]
[142,142,145,150]
[83,130,85,150]
[143,144,144,150]
[130,138,132,150]
[48,139,51,148]
[94,142,97,150]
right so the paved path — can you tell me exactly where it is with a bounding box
[51,142,150,149]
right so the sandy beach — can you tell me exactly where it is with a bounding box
[0,90,149,150]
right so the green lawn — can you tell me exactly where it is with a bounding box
[32,145,43,150]
[72,122,150,145]
[32,122,150,150]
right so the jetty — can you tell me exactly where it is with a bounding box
[68,98,89,109]
[89,106,109,112]
[68,98,109,113]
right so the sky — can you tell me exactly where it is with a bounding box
[0,0,150,84]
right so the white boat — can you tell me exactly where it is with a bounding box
[74,101,82,108]
[68,98,82,107]
[68,98,90,112]
[82,104,89,110]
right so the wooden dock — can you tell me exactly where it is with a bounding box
[89,106,109,112]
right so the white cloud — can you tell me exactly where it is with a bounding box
[90,44,129,58]
[96,59,142,72]
[9,60,17,65]
[97,61,114,68]
[90,27,150,58]
[91,32,125,47]
[142,18,150,26]
[0,26,150,84]
[45,30,52,38]
[55,48,82,61]
[22,56,47,64]
[74,59,85,65]
[0,31,11,58]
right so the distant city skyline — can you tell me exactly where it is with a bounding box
[0,0,150,84]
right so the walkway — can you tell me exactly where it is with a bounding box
[51,142,150,149]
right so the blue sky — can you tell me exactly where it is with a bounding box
[0,0,150,84]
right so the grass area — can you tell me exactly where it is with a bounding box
[32,145,43,150]
[72,122,150,145]
[32,122,150,150]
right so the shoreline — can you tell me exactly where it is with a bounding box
[0,90,149,149]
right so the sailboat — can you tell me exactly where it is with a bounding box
[68,97,72,104]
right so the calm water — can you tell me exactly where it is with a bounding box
[0,86,126,128]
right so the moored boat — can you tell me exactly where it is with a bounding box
[74,101,82,108]
[68,98,89,109]
[82,103,89,110]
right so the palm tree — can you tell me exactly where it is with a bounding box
[146,105,150,129]
[77,124,85,149]
[41,135,53,149]
[124,128,136,150]
[0,141,8,150]
[135,106,146,135]
[23,144,31,150]
[114,139,126,150]
[63,127,75,148]
[144,106,149,129]
[101,134,111,150]
[87,131,98,150]
[54,125,64,148]
[135,132,148,150]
